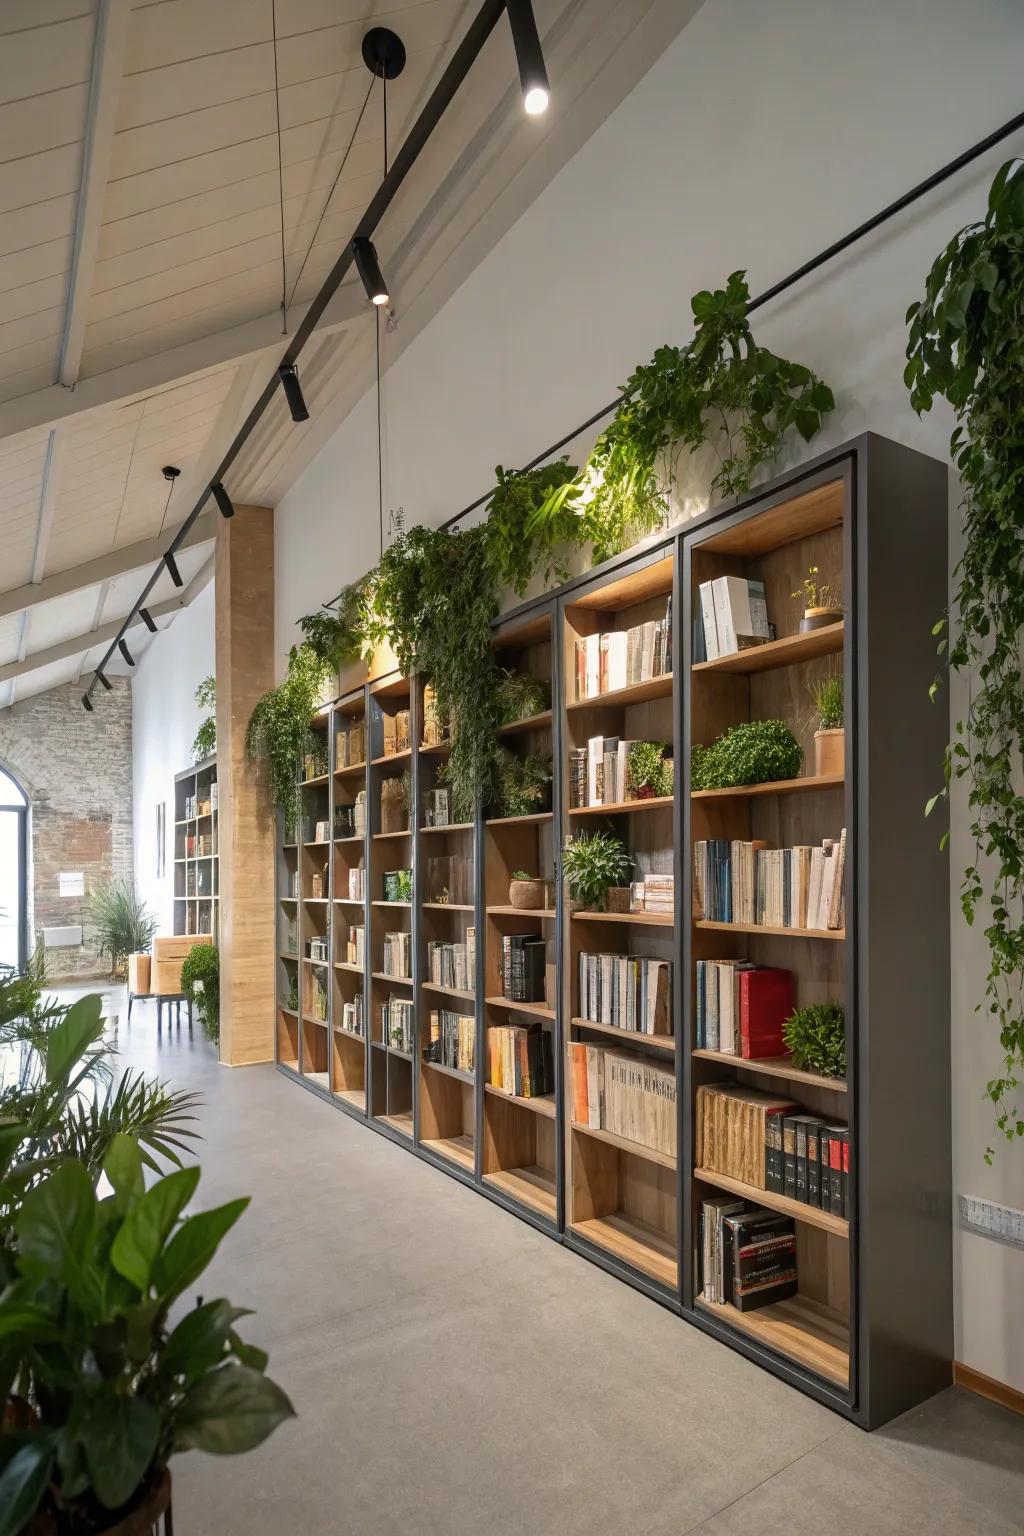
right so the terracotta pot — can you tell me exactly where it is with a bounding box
[605,886,632,913]
[814,727,844,777]
[800,606,843,633]
[633,784,656,800]
[26,1471,171,1536]
[509,878,545,910]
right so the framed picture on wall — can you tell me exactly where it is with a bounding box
[156,802,166,879]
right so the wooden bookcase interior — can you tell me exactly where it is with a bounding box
[272,437,950,1428]
[173,757,218,941]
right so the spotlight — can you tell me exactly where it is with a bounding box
[353,238,389,306]
[119,639,134,667]
[212,481,234,519]
[506,0,549,115]
[82,695,94,713]
[279,364,309,423]
[164,551,183,588]
[140,608,158,633]
[96,670,113,691]
[162,464,181,484]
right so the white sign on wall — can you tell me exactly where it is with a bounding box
[58,872,85,898]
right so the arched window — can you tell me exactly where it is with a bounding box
[0,764,28,973]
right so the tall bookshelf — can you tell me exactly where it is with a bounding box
[272,433,952,1428]
[173,756,218,940]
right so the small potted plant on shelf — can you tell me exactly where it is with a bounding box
[691,718,803,790]
[509,869,546,909]
[494,669,549,726]
[782,1000,846,1079]
[809,669,844,776]
[626,741,672,800]
[792,565,843,632]
[562,832,633,912]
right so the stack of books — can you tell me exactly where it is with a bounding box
[382,931,412,979]
[502,933,547,1003]
[290,871,300,897]
[700,1197,797,1312]
[696,576,770,660]
[770,1115,851,1217]
[427,932,476,991]
[578,952,671,1036]
[425,1010,475,1074]
[695,1082,798,1188]
[570,1043,676,1159]
[336,721,365,769]
[629,875,674,914]
[382,710,411,755]
[574,599,672,699]
[695,962,793,1055]
[568,737,671,808]
[307,936,328,962]
[381,996,414,1053]
[423,788,451,827]
[346,925,365,966]
[341,993,364,1036]
[487,1023,553,1098]
[347,866,365,900]
[693,830,846,930]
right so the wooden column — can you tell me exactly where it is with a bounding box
[215,504,275,1065]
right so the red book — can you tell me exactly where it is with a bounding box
[738,968,794,1058]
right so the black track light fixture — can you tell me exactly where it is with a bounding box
[118,639,134,667]
[279,364,309,423]
[96,670,113,691]
[140,608,158,633]
[82,694,94,713]
[505,0,549,115]
[212,481,235,519]
[164,551,183,588]
[353,237,389,306]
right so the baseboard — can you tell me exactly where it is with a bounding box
[954,1361,1024,1416]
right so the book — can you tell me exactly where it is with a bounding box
[711,576,771,656]
[578,951,671,1036]
[698,581,720,660]
[738,967,794,1057]
[571,1043,676,1157]
[693,834,846,930]
[696,1083,797,1188]
[425,1009,475,1074]
[488,1023,553,1098]
[574,602,672,700]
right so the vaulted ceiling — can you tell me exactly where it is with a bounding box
[0,0,696,705]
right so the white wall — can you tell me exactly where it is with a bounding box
[274,0,1024,1388]
[132,581,216,934]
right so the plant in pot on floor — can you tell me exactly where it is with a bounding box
[86,880,157,981]
[562,832,633,913]
[792,566,843,633]
[626,741,672,801]
[181,942,220,1045]
[809,671,843,777]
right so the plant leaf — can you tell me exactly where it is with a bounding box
[80,1395,160,1510]
[174,1365,295,1455]
[110,1165,200,1292]
[154,1197,249,1303]
[0,1441,54,1536]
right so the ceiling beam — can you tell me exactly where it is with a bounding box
[59,0,131,389]
[0,558,213,690]
[0,510,216,622]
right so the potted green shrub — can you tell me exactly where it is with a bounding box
[86,881,157,980]
[509,869,546,910]
[562,832,633,912]
[782,1001,846,1079]
[181,942,219,1044]
[691,719,802,790]
[809,671,843,777]
[626,741,671,800]
[792,566,843,633]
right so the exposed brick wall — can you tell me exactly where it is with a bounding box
[0,679,133,979]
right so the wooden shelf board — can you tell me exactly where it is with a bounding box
[332,1024,366,1044]
[571,1213,677,1289]
[418,740,451,756]
[303,840,330,849]
[303,956,329,967]
[372,829,411,840]
[695,1292,849,1388]
[572,909,673,926]
[487,904,556,918]
[695,920,845,941]
[301,773,330,786]
[371,899,412,908]
[279,1057,299,1072]
[571,1016,674,1053]
[278,1006,298,1017]
[569,796,672,817]
[335,835,363,844]
[484,1083,556,1118]
[333,1088,366,1112]
[693,622,844,676]
[495,710,553,737]
[692,1048,847,1094]
[302,897,328,904]
[302,1015,328,1028]
[570,555,674,613]
[372,748,413,766]
[422,1133,475,1172]
[334,962,363,974]
[334,761,367,778]
[388,1046,414,1063]
[303,1070,330,1089]
[420,822,474,834]
[485,812,552,826]
[693,1167,849,1238]
[485,1164,556,1219]
[422,1057,475,1086]
[692,773,843,800]
[334,896,364,905]
[279,952,299,961]
[371,971,412,985]
[279,895,297,902]
[571,1120,676,1170]
[492,611,551,647]
[423,902,474,912]
[422,981,475,1002]
[567,673,673,711]
[378,1110,413,1139]
[485,996,555,1021]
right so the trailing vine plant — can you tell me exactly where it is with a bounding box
[191,675,216,761]
[905,157,1024,1157]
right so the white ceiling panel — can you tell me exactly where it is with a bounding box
[0,613,25,668]
[27,585,105,653]
[10,656,81,703]
[0,10,96,104]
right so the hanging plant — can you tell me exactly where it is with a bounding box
[483,458,581,594]
[191,675,216,762]
[905,156,1024,1157]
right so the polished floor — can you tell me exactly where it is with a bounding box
[72,985,1024,1535]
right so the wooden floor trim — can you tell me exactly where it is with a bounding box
[953,1361,1024,1416]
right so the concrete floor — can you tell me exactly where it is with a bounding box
[74,986,1024,1534]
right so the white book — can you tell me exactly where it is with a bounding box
[712,575,761,656]
[807,847,825,930]
[815,839,836,930]
[606,630,628,693]
[698,581,720,660]
[587,734,604,806]
[584,633,600,700]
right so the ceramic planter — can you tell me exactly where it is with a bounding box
[814,727,844,777]
[509,878,545,910]
[800,605,844,633]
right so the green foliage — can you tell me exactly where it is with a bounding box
[782,1002,846,1079]
[245,642,336,813]
[395,870,413,903]
[181,944,220,1045]
[86,880,157,975]
[299,598,363,672]
[495,750,552,819]
[627,741,672,797]
[511,870,535,882]
[691,719,803,790]
[561,832,632,910]
[810,672,843,732]
[484,460,580,596]
[0,1139,293,1531]
[792,565,841,612]
[191,676,217,762]
[493,669,549,726]
[905,157,1024,1154]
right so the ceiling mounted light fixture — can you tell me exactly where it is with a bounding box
[82,695,94,712]
[212,481,235,519]
[279,364,309,422]
[118,639,134,667]
[353,237,389,306]
[164,552,183,588]
[96,671,113,691]
[506,0,549,115]
[140,608,158,633]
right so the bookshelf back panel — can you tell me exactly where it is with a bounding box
[420,1066,474,1142]
[332,1030,365,1095]
[483,1092,555,1175]
[301,1019,328,1074]
[278,1010,299,1069]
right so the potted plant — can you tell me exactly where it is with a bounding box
[509,870,546,910]
[493,669,549,727]
[626,741,671,800]
[782,1001,846,1079]
[792,566,843,633]
[85,880,157,980]
[561,832,633,912]
[809,671,843,776]
[181,942,220,1044]
[691,719,803,790]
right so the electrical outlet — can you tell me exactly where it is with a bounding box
[958,1194,1024,1247]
